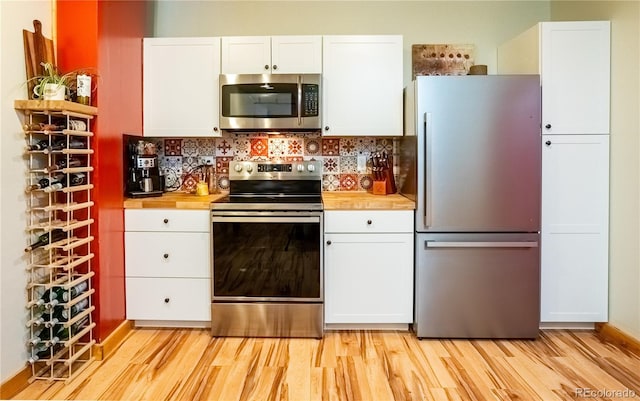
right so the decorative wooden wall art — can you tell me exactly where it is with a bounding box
[412,44,475,78]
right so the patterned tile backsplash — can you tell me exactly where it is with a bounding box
[148,131,398,192]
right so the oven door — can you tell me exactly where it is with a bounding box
[211,211,323,302]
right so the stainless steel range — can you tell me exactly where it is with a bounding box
[210,160,323,338]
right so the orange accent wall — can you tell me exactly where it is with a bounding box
[57,0,147,342]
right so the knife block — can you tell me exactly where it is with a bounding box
[372,179,387,195]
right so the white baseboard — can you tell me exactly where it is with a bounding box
[539,322,596,330]
[324,323,410,331]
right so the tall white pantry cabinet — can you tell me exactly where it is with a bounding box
[498,21,610,323]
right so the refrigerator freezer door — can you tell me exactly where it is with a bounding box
[414,233,540,339]
[414,75,541,233]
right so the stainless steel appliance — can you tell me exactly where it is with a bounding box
[219,74,321,130]
[210,160,323,338]
[401,75,541,339]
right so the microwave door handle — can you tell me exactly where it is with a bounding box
[297,75,302,126]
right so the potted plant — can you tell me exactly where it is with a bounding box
[27,62,98,102]
[28,62,75,100]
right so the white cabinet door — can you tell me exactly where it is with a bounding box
[541,21,610,135]
[324,232,413,324]
[221,36,271,74]
[541,134,609,322]
[221,36,322,74]
[143,37,221,137]
[271,36,322,74]
[322,35,403,137]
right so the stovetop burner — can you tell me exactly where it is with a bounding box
[211,161,323,211]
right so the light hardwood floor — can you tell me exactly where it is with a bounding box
[12,329,640,401]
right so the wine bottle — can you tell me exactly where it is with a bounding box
[24,229,66,252]
[27,139,50,151]
[27,326,56,345]
[58,280,88,302]
[45,138,86,153]
[42,173,86,192]
[27,173,65,191]
[44,158,82,173]
[58,298,89,322]
[54,315,90,342]
[23,122,66,132]
[44,299,60,310]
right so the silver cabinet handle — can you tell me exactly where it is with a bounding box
[425,241,539,248]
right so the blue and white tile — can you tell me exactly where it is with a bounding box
[355,138,377,155]
[322,174,340,191]
[216,137,234,157]
[196,138,216,156]
[182,138,199,157]
[340,156,358,174]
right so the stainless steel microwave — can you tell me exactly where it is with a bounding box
[219,74,321,130]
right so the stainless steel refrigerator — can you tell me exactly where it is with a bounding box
[400,75,541,339]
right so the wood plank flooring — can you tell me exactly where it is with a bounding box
[12,329,640,401]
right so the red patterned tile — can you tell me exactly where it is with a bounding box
[250,138,268,157]
[358,174,373,191]
[339,174,358,191]
[164,138,182,156]
[287,139,303,155]
[284,156,304,162]
[322,139,340,156]
[216,156,233,174]
[181,173,198,193]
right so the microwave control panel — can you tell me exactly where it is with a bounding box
[302,84,319,117]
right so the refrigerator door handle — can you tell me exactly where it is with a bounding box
[424,112,432,228]
[425,241,539,249]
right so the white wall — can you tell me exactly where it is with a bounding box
[153,1,550,84]
[551,1,640,340]
[0,0,53,384]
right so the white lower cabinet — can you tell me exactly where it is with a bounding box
[125,209,211,325]
[541,135,609,322]
[324,211,414,324]
[126,278,211,322]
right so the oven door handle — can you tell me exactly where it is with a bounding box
[212,216,320,224]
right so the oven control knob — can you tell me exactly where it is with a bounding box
[245,164,253,173]
[297,164,305,172]
[234,163,243,172]
[307,164,316,172]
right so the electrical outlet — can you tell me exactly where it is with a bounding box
[357,154,368,173]
[199,156,215,166]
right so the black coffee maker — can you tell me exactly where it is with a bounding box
[124,134,164,198]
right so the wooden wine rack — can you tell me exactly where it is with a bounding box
[15,100,97,382]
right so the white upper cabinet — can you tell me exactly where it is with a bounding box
[322,35,403,136]
[498,21,610,135]
[221,36,322,74]
[143,37,221,137]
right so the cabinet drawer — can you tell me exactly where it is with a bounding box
[324,210,413,233]
[126,277,211,321]
[125,209,210,232]
[125,232,210,278]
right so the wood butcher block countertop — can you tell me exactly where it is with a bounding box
[123,192,226,210]
[124,191,415,210]
[322,192,415,210]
